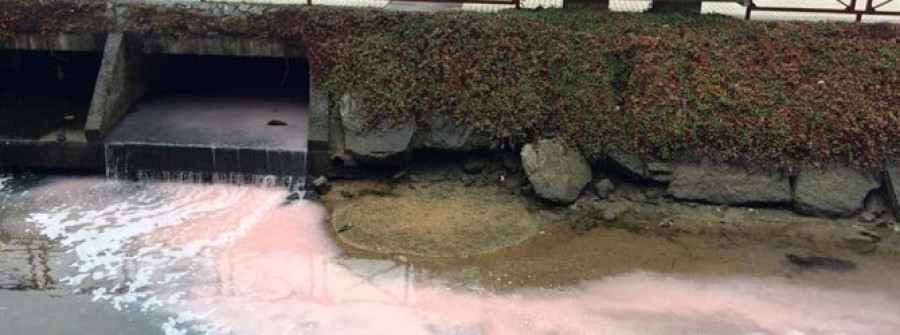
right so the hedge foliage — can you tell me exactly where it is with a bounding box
[1,2,898,169]
[0,1,110,40]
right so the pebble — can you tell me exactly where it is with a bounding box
[602,209,617,222]
[644,188,664,200]
[627,193,647,203]
[337,222,354,233]
[283,192,300,203]
[858,228,881,241]
[860,212,877,223]
[539,210,563,221]
[594,179,615,199]
[341,188,358,198]
[658,218,674,228]
[391,169,409,181]
[844,234,878,243]
[311,176,331,194]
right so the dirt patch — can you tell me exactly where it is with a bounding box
[324,178,900,293]
[325,181,540,257]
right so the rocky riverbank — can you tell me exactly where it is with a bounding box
[331,87,900,221]
[316,152,900,291]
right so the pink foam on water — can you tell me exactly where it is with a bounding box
[176,196,900,335]
[26,179,900,335]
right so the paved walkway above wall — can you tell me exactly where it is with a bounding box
[166,0,900,22]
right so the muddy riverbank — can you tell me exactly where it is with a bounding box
[322,176,900,293]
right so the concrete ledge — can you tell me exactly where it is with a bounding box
[0,33,106,52]
[0,140,103,172]
[141,36,303,58]
[105,143,306,178]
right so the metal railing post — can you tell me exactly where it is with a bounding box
[744,0,753,20]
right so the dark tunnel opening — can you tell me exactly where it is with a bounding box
[145,54,309,101]
[0,50,102,140]
[101,53,312,181]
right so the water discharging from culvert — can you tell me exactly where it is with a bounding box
[101,54,310,187]
[1,175,899,335]
[102,96,309,188]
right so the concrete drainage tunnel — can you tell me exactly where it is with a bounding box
[0,34,312,185]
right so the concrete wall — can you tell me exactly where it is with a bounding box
[307,79,333,174]
[0,140,103,172]
[0,33,105,52]
[141,36,304,58]
[85,33,149,143]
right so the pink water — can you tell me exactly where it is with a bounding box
[19,177,900,335]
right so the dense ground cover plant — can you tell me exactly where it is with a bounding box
[1,1,897,169]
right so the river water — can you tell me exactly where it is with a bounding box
[1,175,899,335]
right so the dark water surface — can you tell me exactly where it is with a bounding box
[1,175,899,335]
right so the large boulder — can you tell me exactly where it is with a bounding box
[340,94,416,165]
[795,167,879,217]
[667,165,792,205]
[521,139,592,204]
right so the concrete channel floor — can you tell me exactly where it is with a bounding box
[105,96,308,151]
[102,96,308,178]
[0,291,163,335]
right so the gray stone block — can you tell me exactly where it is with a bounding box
[667,164,792,205]
[795,167,879,218]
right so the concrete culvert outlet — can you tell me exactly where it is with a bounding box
[103,53,311,182]
[0,50,101,140]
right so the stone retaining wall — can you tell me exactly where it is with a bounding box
[520,140,899,220]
